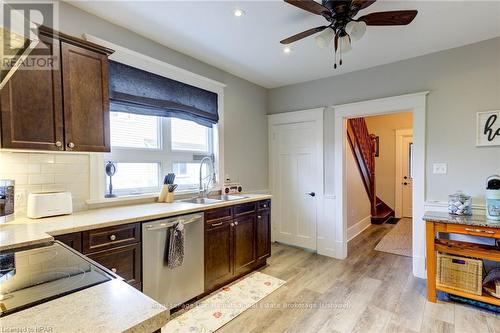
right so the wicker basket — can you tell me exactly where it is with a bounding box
[436,252,483,296]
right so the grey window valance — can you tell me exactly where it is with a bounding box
[109,61,218,127]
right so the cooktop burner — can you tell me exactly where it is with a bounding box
[0,241,114,316]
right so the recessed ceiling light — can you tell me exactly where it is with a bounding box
[233,9,245,17]
[283,46,292,54]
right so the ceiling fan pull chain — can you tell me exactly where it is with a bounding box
[339,40,343,66]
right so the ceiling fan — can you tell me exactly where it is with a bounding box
[281,0,418,68]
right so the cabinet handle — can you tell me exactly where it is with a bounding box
[262,204,268,208]
[111,268,117,273]
[210,222,223,227]
[109,234,117,241]
[257,215,262,220]
[55,141,63,148]
[464,228,495,234]
[67,142,75,149]
[230,223,235,227]
[234,221,239,226]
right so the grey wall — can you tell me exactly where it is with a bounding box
[268,38,500,203]
[59,2,269,191]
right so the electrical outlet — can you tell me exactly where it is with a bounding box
[433,163,447,175]
[15,190,25,208]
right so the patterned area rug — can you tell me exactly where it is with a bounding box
[375,218,412,257]
[163,272,286,332]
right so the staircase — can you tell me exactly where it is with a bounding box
[347,118,394,224]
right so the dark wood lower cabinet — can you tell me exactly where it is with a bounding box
[54,232,82,252]
[87,243,141,285]
[256,209,271,261]
[204,221,234,292]
[233,214,256,276]
[204,200,271,293]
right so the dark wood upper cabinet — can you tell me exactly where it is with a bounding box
[0,34,64,150]
[0,27,113,152]
[233,214,257,276]
[61,42,110,152]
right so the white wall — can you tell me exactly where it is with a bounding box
[268,38,500,205]
[365,112,413,210]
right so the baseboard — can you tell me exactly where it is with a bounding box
[347,215,371,242]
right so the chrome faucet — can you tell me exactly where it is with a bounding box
[199,155,216,198]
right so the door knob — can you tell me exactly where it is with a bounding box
[403,182,408,185]
[403,176,408,180]
[306,192,316,197]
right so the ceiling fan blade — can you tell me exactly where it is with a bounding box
[280,26,328,44]
[351,0,376,11]
[358,10,417,26]
[284,0,330,16]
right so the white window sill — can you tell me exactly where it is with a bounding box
[85,188,214,209]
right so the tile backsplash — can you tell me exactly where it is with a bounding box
[0,151,90,215]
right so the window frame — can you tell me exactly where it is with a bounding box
[104,114,218,196]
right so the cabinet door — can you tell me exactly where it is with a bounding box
[54,232,82,252]
[256,209,271,261]
[87,243,141,285]
[233,214,256,276]
[205,221,233,291]
[61,42,110,152]
[0,35,64,150]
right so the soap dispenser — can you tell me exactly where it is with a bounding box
[486,175,500,221]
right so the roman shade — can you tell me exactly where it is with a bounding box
[109,61,218,127]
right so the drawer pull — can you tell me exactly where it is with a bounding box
[257,215,262,219]
[464,228,495,234]
[210,222,223,227]
[111,268,117,273]
[109,234,117,241]
[263,204,268,208]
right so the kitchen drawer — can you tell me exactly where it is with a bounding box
[55,232,82,252]
[82,223,140,254]
[257,200,271,211]
[445,224,499,238]
[87,243,141,285]
[205,206,233,224]
[234,202,256,217]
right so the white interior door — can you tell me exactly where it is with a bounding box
[396,130,414,218]
[269,109,323,251]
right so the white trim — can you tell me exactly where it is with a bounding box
[347,215,372,241]
[82,35,225,202]
[395,129,413,218]
[268,108,325,252]
[333,91,428,279]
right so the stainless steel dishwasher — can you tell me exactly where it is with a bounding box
[142,213,204,310]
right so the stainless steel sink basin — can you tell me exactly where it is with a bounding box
[210,195,248,201]
[180,195,248,204]
[181,197,222,204]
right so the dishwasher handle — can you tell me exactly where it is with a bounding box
[144,214,203,231]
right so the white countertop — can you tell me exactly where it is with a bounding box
[0,279,169,333]
[0,193,272,251]
[0,194,271,333]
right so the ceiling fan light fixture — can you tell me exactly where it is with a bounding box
[233,9,245,17]
[345,21,366,42]
[339,35,352,53]
[314,27,334,48]
[283,46,292,54]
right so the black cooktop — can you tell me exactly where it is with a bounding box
[0,241,114,316]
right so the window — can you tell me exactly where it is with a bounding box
[106,112,217,196]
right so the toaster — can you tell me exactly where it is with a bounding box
[27,192,73,219]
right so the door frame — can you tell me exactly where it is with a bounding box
[268,108,324,252]
[395,129,414,218]
[333,92,428,278]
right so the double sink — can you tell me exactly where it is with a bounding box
[181,195,248,205]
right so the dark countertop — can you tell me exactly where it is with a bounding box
[423,211,500,229]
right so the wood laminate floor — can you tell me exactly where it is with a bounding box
[218,224,499,333]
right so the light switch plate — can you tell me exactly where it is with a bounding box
[433,163,447,175]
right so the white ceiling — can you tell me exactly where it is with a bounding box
[70,0,500,88]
